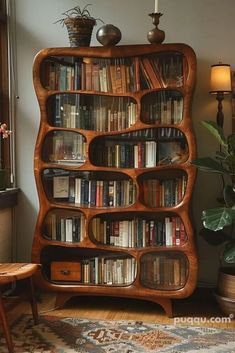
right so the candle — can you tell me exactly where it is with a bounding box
[155,0,159,13]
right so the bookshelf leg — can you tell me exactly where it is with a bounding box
[55,293,75,308]
[152,297,173,318]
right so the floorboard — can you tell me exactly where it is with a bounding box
[3,288,234,330]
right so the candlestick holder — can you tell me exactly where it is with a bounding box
[147,12,165,44]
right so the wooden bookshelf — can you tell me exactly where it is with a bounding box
[32,44,198,317]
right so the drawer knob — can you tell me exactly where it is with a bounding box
[60,269,70,276]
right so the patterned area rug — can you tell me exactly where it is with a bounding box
[0,315,235,353]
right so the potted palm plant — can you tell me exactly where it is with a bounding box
[192,120,235,316]
[54,4,103,47]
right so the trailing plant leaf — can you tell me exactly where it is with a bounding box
[191,157,229,174]
[216,150,227,159]
[202,207,235,231]
[199,228,231,246]
[228,133,235,156]
[224,155,235,175]
[223,241,235,263]
[201,120,227,147]
[223,185,235,207]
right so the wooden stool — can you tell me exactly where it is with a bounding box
[0,263,39,353]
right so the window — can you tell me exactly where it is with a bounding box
[0,0,13,187]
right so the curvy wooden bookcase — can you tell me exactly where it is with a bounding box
[32,44,197,317]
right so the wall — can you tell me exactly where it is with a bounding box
[0,209,13,261]
[15,0,235,285]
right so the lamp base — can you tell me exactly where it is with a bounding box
[216,92,224,128]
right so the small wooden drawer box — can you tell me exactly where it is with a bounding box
[51,261,81,282]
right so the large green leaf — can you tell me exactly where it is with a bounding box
[201,121,227,147]
[191,157,229,174]
[223,242,235,264]
[223,185,235,207]
[199,228,231,245]
[224,155,235,175]
[202,207,235,231]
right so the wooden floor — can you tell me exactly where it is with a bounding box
[4,288,235,330]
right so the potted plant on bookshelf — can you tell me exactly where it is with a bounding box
[0,123,11,190]
[192,120,235,316]
[54,4,103,47]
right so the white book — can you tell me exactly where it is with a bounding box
[75,178,81,204]
[165,217,173,246]
[122,220,129,247]
[65,218,73,242]
[134,145,138,168]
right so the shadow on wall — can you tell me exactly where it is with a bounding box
[16,190,38,261]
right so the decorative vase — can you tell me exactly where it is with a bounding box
[64,18,96,47]
[96,24,122,46]
[147,13,165,44]
[0,169,6,191]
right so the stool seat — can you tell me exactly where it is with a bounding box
[0,263,38,284]
[0,262,39,353]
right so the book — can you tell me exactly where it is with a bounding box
[53,176,69,198]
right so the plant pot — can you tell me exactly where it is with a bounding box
[0,169,6,190]
[64,18,96,47]
[217,267,235,299]
[214,292,235,317]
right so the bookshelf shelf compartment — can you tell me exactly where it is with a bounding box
[42,208,85,243]
[41,246,137,286]
[48,93,138,131]
[141,90,183,125]
[42,169,136,208]
[41,51,186,93]
[90,128,188,168]
[138,169,187,208]
[42,130,86,165]
[140,251,188,290]
[33,44,197,317]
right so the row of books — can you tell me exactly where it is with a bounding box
[74,179,135,207]
[42,53,184,93]
[47,214,85,242]
[51,173,187,208]
[142,92,183,125]
[81,257,136,285]
[141,254,187,287]
[94,139,188,168]
[143,176,187,207]
[92,217,186,247]
[52,94,137,131]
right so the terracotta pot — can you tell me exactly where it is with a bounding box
[214,292,235,317]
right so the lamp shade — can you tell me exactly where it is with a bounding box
[210,63,232,94]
